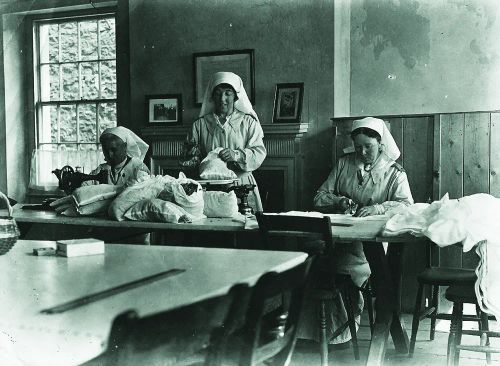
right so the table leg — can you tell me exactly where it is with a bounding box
[363,242,409,366]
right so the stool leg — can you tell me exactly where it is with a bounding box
[477,305,491,365]
[319,299,328,366]
[430,284,439,340]
[447,302,463,366]
[343,286,360,360]
[409,282,424,357]
[365,281,375,337]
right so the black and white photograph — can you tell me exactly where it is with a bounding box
[147,94,182,124]
[1,1,499,366]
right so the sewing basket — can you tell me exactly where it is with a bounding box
[0,191,19,255]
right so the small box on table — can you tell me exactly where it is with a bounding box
[56,238,105,257]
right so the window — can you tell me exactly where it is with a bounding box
[31,14,116,189]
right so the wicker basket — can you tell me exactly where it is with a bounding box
[0,191,19,255]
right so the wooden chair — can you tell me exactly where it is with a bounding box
[80,283,250,366]
[255,212,374,366]
[445,283,500,366]
[237,256,313,366]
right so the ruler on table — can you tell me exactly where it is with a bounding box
[41,268,185,314]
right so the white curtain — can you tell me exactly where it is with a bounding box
[28,149,103,191]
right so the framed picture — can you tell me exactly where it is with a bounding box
[146,94,182,125]
[193,49,255,105]
[272,83,304,123]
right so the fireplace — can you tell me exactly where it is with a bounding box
[142,123,309,212]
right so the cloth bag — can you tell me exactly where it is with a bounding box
[203,191,239,218]
[171,172,205,218]
[199,148,237,180]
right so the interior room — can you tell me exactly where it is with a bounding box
[0,0,499,365]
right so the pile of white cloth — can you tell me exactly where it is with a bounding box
[383,193,500,319]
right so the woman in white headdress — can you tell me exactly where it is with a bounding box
[83,126,150,187]
[299,117,414,345]
[186,71,267,211]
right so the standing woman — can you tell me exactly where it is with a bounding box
[303,117,414,345]
[186,71,267,212]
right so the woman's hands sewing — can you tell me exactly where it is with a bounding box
[353,205,378,217]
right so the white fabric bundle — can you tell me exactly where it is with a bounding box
[203,191,239,218]
[171,173,205,218]
[383,193,500,319]
[108,175,175,221]
[49,185,120,216]
[199,148,238,180]
[124,199,192,223]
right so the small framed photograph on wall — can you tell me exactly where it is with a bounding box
[146,94,182,125]
[272,83,304,123]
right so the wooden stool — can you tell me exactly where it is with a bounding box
[409,267,477,357]
[445,283,500,366]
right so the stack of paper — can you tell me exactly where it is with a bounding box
[56,238,105,257]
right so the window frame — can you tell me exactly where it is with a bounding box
[31,8,117,152]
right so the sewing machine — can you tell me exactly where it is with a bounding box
[52,165,108,194]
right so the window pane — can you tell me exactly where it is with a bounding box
[81,62,99,99]
[78,104,97,143]
[60,144,78,150]
[100,61,116,98]
[39,105,59,143]
[80,20,98,61]
[60,22,78,62]
[39,23,59,63]
[98,103,116,134]
[79,144,98,151]
[61,63,79,100]
[40,64,60,101]
[99,18,115,58]
[60,105,76,142]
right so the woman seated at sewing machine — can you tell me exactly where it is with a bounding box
[300,117,414,346]
[181,71,267,212]
[82,126,150,187]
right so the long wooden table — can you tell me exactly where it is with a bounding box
[2,207,422,365]
[0,240,307,366]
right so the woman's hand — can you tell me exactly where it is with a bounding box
[219,148,237,162]
[353,205,378,217]
[338,198,352,212]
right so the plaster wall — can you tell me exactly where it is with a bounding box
[350,0,500,116]
[128,0,337,208]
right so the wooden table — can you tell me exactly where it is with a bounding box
[5,205,251,245]
[328,214,421,366]
[0,240,307,366]
[269,212,422,366]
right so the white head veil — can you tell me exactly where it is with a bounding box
[348,117,400,161]
[199,71,259,122]
[100,126,149,161]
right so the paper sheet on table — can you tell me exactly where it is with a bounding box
[272,211,389,221]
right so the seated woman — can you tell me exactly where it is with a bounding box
[83,126,150,186]
[182,71,267,212]
[299,117,414,346]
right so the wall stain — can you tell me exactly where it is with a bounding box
[359,0,430,69]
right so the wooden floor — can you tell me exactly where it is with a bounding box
[291,308,500,366]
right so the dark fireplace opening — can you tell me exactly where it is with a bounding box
[252,169,285,212]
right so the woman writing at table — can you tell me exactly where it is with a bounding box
[183,71,267,212]
[303,117,413,346]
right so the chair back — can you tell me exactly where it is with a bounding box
[82,284,250,366]
[255,212,334,253]
[238,257,313,366]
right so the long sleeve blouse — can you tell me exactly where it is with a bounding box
[190,110,266,174]
[314,152,413,215]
